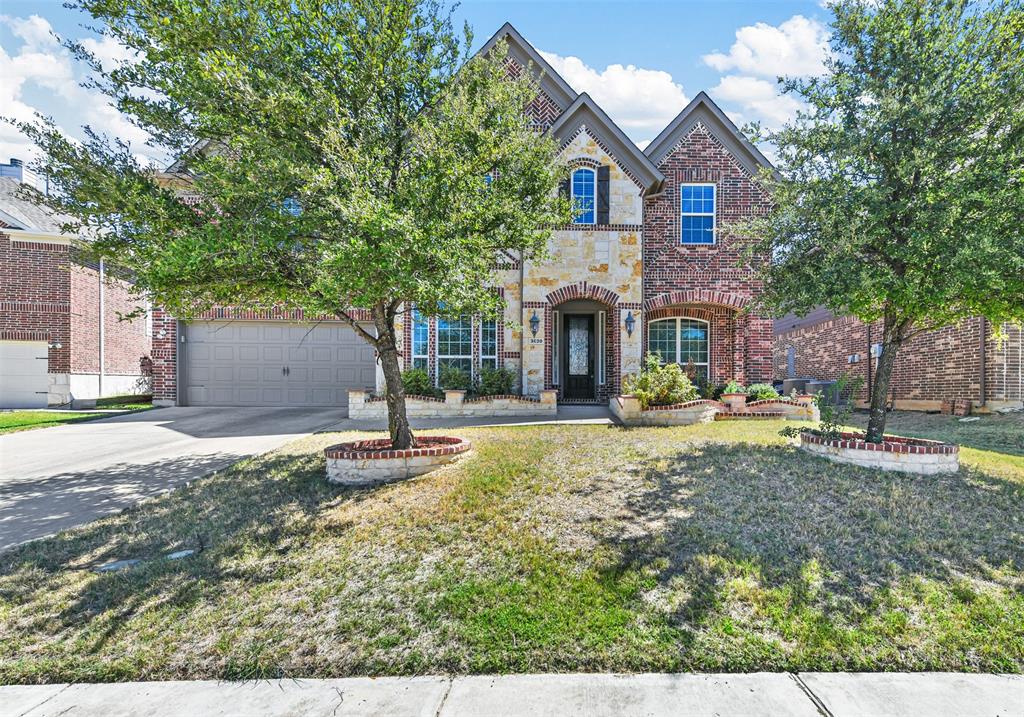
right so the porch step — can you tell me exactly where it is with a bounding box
[714,410,786,420]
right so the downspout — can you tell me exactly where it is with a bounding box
[98,257,105,398]
[978,316,987,408]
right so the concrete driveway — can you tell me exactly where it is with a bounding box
[0,407,347,552]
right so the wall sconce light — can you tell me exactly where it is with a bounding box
[529,310,540,338]
[624,311,636,337]
[48,342,62,350]
[157,330,167,339]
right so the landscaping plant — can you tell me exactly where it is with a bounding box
[745,383,779,402]
[743,0,1024,442]
[438,365,472,391]
[477,366,517,396]
[16,0,571,449]
[722,381,746,395]
[400,368,440,399]
[623,353,699,409]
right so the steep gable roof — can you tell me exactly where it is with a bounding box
[477,22,577,111]
[644,91,775,177]
[0,177,74,234]
[549,93,665,194]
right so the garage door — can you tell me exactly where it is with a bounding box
[183,322,377,409]
[0,340,49,409]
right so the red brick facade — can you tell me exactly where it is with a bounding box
[643,124,774,384]
[0,234,71,373]
[773,315,1024,410]
[1,231,152,401]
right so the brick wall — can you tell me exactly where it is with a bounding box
[642,123,774,384]
[151,308,178,404]
[69,261,151,376]
[0,233,71,373]
[773,315,1024,408]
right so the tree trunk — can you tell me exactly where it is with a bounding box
[372,303,415,449]
[865,311,904,443]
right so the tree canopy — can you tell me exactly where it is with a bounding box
[17,0,571,447]
[745,0,1024,440]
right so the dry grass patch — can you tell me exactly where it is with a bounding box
[0,419,1021,683]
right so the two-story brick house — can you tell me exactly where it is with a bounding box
[150,23,773,410]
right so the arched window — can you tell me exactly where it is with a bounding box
[571,168,595,224]
[647,318,709,380]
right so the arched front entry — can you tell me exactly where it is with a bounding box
[544,283,622,402]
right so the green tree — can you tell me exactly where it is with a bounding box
[746,0,1024,442]
[16,0,569,448]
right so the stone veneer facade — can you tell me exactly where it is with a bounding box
[149,24,774,409]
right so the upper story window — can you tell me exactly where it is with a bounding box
[680,184,715,244]
[571,168,595,224]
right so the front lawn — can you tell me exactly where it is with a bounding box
[0,396,154,435]
[1,417,1021,682]
[0,411,106,435]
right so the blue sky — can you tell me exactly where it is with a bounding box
[1,0,833,165]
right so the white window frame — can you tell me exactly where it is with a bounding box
[436,314,473,386]
[411,307,429,371]
[647,317,711,377]
[680,182,716,245]
[480,317,498,371]
[571,167,596,225]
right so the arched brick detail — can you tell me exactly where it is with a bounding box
[643,289,748,312]
[546,282,620,308]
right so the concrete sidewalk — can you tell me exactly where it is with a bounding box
[4,672,1021,716]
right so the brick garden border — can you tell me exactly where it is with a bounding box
[799,431,959,474]
[324,436,471,486]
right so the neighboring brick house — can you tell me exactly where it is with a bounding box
[0,176,152,408]
[773,309,1024,412]
[150,23,774,410]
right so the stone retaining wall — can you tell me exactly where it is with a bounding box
[799,431,958,474]
[325,436,471,486]
[611,395,818,426]
[348,389,558,419]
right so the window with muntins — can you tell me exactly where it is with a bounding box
[412,308,429,370]
[437,315,473,378]
[680,184,715,244]
[647,318,710,380]
[480,318,498,371]
[572,168,595,224]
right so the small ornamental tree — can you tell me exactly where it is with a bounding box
[16,0,571,449]
[745,0,1024,442]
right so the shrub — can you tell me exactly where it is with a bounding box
[722,380,746,395]
[438,364,471,391]
[401,368,440,398]
[623,353,699,409]
[477,366,516,396]
[746,383,779,402]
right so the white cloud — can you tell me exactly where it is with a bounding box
[0,14,156,166]
[539,50,688,147]
[702,15,830,78]
[710,75,804,129]
[80,35,139,73]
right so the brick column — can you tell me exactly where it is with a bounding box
[151,307,178,406]
[732,311,746,384]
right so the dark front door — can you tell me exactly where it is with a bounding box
[562,314,595,400]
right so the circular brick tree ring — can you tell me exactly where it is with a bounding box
[324,436,471,486]
[799,431,958,474]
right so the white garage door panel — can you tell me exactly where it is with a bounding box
[0,340,50,409]
[184,321,376,408]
